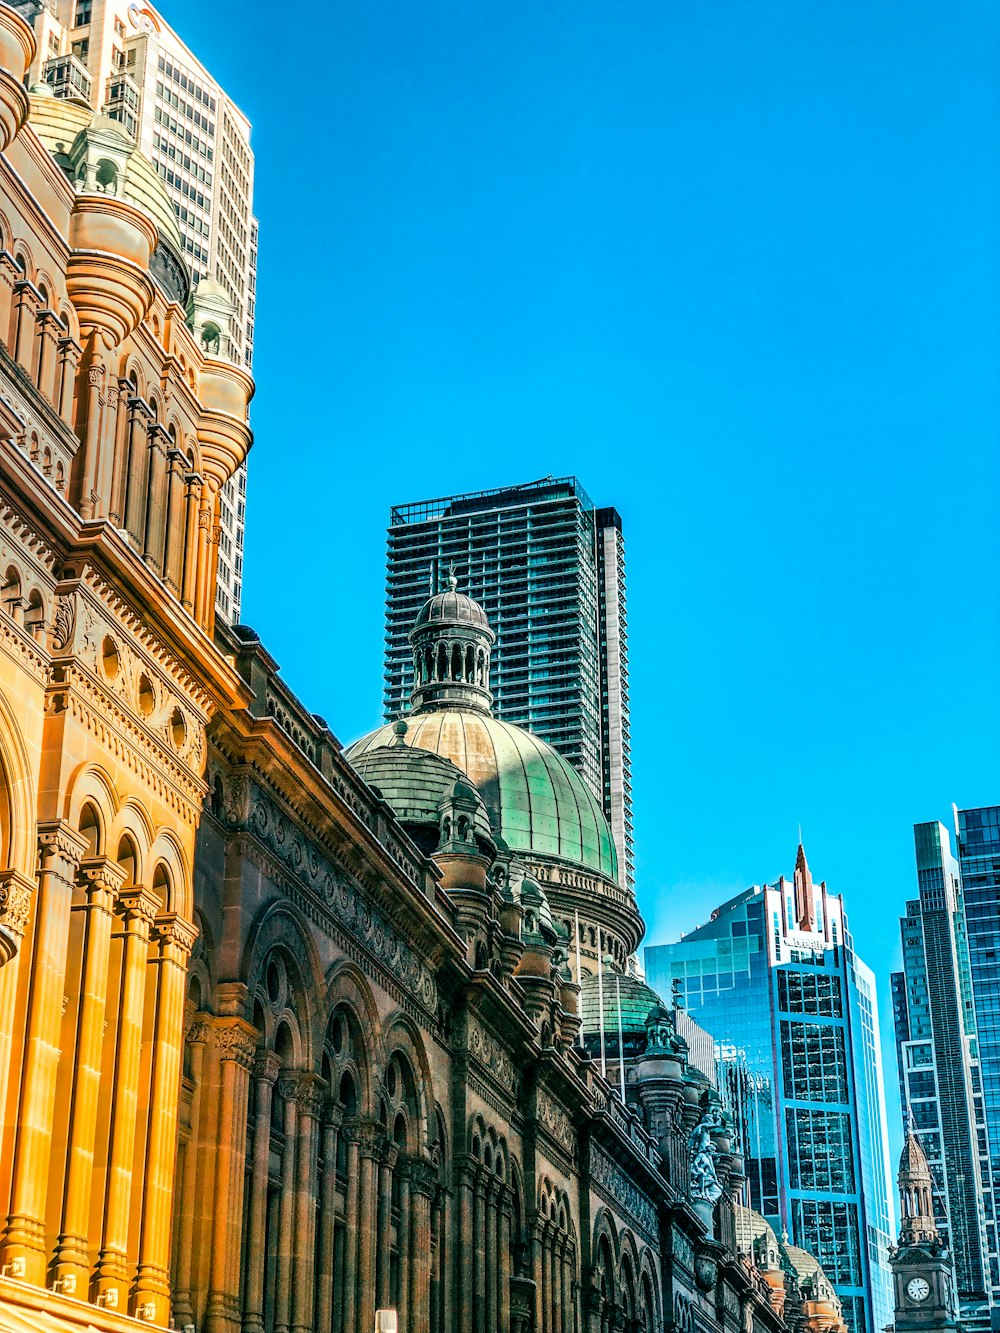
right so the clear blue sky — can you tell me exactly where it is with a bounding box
[164,0,1000,1150]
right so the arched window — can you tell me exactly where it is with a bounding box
[78,801,101,857]
[2,566,22,621]
[451,643,462,681]
[24,589,44,639]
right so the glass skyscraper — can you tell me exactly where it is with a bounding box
[957,807,1000,1251]
[645,847,895,1333]
[891,816,997,1328]
[383,477,634,887]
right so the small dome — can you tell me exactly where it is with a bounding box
[580,968,667,1035]
[346,708,618,881]
[413,576,492,634]
[351,742,494,856]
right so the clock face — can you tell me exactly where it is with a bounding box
[906,1278,931,1303]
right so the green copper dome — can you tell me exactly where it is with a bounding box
[345,709,618,882]
[579,968,666,1036]
[350,741,494,854]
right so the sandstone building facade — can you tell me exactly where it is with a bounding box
[0,10,848,1333]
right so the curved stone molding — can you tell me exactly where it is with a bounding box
[67,200,158,348]
[0,5,33,153]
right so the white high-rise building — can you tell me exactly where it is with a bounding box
[15,0,256,622]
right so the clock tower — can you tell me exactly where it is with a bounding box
[890,1126,958,1332]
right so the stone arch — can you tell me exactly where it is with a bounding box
[63,763,119,853]
[382,1012,432,1148]
[242,902,323,1068]
[147,827,188,914]
[592,1207,621,1304]
[322,960,381,1115]
[638,1251,660,1332]
[0,689,32,872]
[109,796,154,881]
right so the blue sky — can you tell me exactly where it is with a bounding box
[164,0,1000,1148]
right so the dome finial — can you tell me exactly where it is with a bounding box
[446,563,458,592]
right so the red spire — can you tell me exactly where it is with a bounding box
[793,843,815,931]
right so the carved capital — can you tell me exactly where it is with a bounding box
[409,1156,439,1199]
[295,1072,326,1119]
[346,1117,385,1159]
[78,855,127,906]
[152,912,199,955]
[254,1049,282,1086]
[0,870,34,938]
[117,886,158,929]
[324,1101,345,1129]
[186,1017,211,1047]
[37,820,88,875]
[215,1019,257,1070]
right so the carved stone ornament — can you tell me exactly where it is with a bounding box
[589,1146,658,1241]
[254,1049,282,1085]
[468,1016,519,1095]
[50,594,75,651]
[409,1157,439,1199]
[215,1022,257,1070]
[0,871,33,937]
[689,1111,724,1204]
[535,1089,575,1156]
[243,782,438,1012]
[695,1252,718,1293]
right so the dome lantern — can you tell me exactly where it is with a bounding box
[408,571,495,714]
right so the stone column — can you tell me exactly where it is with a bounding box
[315,1103,343,1333]
[291,1074,324,1333]
[485,1179,497,1333]
[474,1171,488,1333]
[93,887,158,1308]
[35,308,60,401]
[269,1077,298,1333]
[194,494,215,624]
[143,422,170,574]
[56,337,81,425]
[51,856,124,1289]
[459,1164,475,1333]
[356,1121,383,1333]
[532,1220,545,1333]
[0,251,18,349]
[122,397,153,540]
[1,824,86,1284]
[342,1124,361,1333]
[396,1160,411,1329]
[202,1019,257,1333]
[409,1158,436,1333]
[162,448,188,592]
[375,1137,397,1311]
[172,1017,210,1332]
[12,279,39,369]
[133,913,198,1326]
[0,869,33,1104]
[499,1192,512,1333]
[242,1049,280,1333]
[181,471,203,610]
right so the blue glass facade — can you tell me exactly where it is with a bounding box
[891,818,996,1324]
[646,857,894,1333]
[957,806,1000,1294]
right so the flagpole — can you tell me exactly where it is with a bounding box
[575,910,584,1047]
[615,973,626,1102]
[597,931,607,1080]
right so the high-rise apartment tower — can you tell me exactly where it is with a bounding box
[645,847,896,1333]
[384,477,635,888]
[891,818,997,1327]
[14,0,256,621]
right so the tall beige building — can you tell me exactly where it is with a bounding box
[15,0,257,623]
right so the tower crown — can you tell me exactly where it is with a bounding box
[897,1127,938,1245]
[408,572,495,713]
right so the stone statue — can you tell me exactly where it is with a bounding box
[690,1111,724,1204]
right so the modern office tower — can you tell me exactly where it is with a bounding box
[384,477,635,888]
[891,819,996,1326]
[645,846,896,1333]
[957,806,1000,1286]
[14,0,255,621]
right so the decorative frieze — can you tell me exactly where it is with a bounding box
[535,1088,575,1158]
[590,1145,659,1244]
[468,1015,519,1096]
